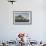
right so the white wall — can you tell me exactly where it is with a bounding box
[0,0,46,41]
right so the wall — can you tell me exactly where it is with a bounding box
[0,0,46,41]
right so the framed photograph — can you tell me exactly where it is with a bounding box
[13,11,32,25]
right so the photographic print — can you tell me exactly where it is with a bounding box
[13,11,32,25]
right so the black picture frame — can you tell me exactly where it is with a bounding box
[13,11,32,25]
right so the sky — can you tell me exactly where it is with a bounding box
[15,13,29,19]
[0,0,46,42]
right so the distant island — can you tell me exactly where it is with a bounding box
[15,15,29,22]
